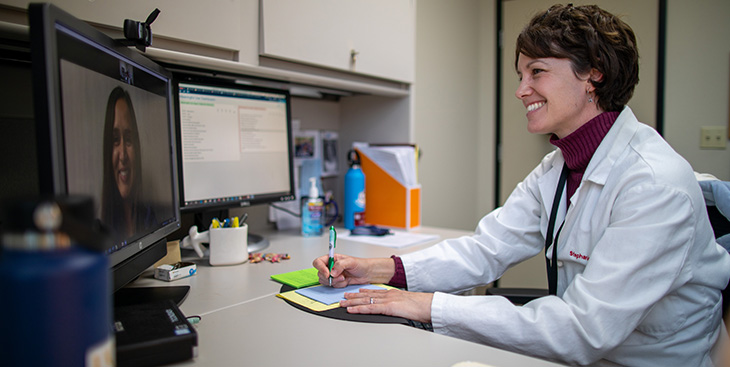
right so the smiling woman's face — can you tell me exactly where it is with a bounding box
[112,98,136,200]
[515,54,601,139]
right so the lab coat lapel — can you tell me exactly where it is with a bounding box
[538,156,568,227]
[582,106,640,188]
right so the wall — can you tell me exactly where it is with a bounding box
[475,2,498,224]
[414,0,495,231]
[498,0,659,289]
[416,0,729,288]
[416,0,729,229]
[500,0,659,205]
[664,0,730,180]
[414,0,661,228]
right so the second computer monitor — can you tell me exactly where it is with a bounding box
[174,74,295,247]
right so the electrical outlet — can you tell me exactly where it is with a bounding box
[700,126,727,149]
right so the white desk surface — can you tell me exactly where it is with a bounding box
[132,226,471,317]
[129,226,563,367]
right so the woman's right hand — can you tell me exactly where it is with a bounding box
[312,254,395,288]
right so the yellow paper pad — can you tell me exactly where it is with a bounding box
[277,289,342,311]
[277,284,394,312]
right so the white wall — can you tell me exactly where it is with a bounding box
[664,0,730,180]
[475,1,497,224]
[415,0,729,232]
[500,0,659,205]
[415,0,729,288]
[414,0,495,231]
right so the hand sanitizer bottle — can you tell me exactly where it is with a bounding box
[301,177,324,236]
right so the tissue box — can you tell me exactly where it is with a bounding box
[154,262,197,282]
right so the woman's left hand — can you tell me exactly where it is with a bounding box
[340,288,433,323]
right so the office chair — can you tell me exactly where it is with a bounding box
[700,179,730,317]
[485,285,547,305]
[486,179,730,308]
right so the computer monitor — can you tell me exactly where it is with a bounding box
[173,73,296,252]
[28,3,184,303]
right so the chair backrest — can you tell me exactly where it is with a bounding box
[708,205,730,240]
[698,179,730,251]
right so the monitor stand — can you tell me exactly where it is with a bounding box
[112,237,191,308]
[247,233,269,253]
[114,285,190,308]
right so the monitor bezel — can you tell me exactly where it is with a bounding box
[29,3,181,289]
[172,72,297,213]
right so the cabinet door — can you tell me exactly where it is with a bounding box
[260,0,414,83]
[4,0,242,52]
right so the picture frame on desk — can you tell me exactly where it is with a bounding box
[293,128,338,177]
[294,129,321,162]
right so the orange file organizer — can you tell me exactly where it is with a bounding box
[357,148,421,230]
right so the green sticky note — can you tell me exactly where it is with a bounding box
[271,267,320,289]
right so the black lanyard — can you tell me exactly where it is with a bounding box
[545,164,570,295]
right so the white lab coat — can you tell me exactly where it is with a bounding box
[402,107,730,366]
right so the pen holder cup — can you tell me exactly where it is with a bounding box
[208,224,248,266]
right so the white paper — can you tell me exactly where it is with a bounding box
[295,284,385,305]
[358,145,418,187]
[341,230,439,248]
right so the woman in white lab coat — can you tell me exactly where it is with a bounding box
[314,4,730,366]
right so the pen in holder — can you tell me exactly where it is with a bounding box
[181,223,248,266]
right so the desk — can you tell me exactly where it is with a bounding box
[129,226,563,367]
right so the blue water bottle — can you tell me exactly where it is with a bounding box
[0,196,113,367]
[344,149,366,229]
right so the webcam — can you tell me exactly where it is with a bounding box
[119,8,160,52]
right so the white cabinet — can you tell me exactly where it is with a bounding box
[259,0,414,83]
[0,0,415,231]
[1,0,243,53]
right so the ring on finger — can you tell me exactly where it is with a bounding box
[370,297,375,304]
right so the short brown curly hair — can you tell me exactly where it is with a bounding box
[515,3,639,112]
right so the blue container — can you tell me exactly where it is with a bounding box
[0,246,112,366]
[344,150,366,229]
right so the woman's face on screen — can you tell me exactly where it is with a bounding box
[112,98,136,200]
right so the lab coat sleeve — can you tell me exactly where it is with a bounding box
[403,209,543,293]
[403,158,550,293]
[422,182,697,365]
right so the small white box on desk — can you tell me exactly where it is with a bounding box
[154,262,197,281]
[209,224,248,266]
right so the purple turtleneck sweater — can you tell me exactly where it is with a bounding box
[387,111,621,289]
[549,111,620,199]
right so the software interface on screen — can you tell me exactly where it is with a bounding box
[178,82,291,209]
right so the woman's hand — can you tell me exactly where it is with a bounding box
[313,254,368,287]
[340,288,433,323]
[312,255,396,288]
[312,255,431,322]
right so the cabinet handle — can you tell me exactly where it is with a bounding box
[350,49,359,69]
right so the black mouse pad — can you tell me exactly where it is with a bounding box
[279,284,411,325]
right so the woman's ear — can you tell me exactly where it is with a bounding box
[589,68,604,84]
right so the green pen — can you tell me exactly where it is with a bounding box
[328,226,336,286]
